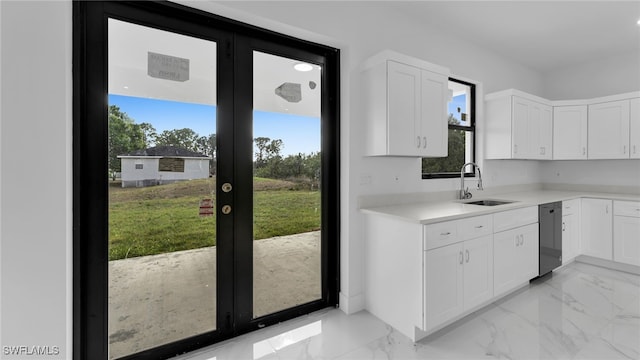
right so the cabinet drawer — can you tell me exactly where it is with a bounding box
[493,206,538,233]
[424,221,459,250]
[614,200,640,218]
[458,214,493,240]
[562,199,581,216]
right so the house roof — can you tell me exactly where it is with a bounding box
[119,145,209,158]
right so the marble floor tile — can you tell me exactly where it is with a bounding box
[174,262,640,360]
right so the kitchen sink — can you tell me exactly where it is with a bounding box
[463,199,514,206]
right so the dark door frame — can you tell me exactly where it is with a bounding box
[73,1,340,359]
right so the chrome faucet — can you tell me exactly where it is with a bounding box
[459,162,483,199]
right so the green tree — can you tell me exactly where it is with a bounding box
[254,137,284,178]
[197,134,217,175]
[422,114,467,174]
[108,105,154,174]
[155,128,201,152]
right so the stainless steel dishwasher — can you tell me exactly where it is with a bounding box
[539,202,562,276]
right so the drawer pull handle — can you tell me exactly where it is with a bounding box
[475,225,483,228]
[441,232,451,236]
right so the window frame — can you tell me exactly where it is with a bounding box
[422,77,476,179]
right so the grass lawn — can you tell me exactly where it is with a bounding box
[108,178,320,261]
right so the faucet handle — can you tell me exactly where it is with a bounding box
[464,187,472,199]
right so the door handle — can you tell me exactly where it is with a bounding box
[465,249,469,263]
[459,251,463,265]
[423,136,427,149]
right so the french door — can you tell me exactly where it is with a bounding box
[73,2,339,359]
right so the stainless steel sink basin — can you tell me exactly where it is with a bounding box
[463,199,514,206]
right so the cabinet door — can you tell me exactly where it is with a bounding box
[387,61,421,156]
[553,105,588,159]
[512,96,552,159]
[630,98,640,159]
[613,216,640,266]
[420,69,448,157]
[518,223,540,282]
[463,235,493,310]
[562,213,580,264]
[588,100,630,159]
[581,198,613,260]
[424,242,464,330]
[493,227,520,296]
[535,104,553,160]
[512,96,530,159]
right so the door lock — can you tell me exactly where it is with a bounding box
[221,205,232,215]
[221,183,233,193]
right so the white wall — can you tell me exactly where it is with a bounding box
[120,158,210,184]
[542,50,640,100]
[0,1,71,359]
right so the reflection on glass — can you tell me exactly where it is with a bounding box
[252,321,322,359]
[252,51,322,318]
[108,19,217,359]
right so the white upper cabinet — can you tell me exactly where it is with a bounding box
[553,105,588,160]
[588,100,630,159]
[363,51,449,157]
[485,90,552,160]
[630,98,640,159]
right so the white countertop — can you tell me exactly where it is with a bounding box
[360,190,640,225]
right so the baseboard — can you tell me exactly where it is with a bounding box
[339,292,365,315]
[576,255,640,275]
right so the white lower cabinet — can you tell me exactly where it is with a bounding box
[364,197,640,344]
[424,235,493,331]
[493,223,539,297]
[424,242,464,330]
[581,198,613,260]
[562,199,581,264]
[613,200,640,266]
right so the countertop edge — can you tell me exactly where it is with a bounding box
[360,190,640,225]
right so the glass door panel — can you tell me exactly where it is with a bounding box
[107,19,217,359]
[252,51,322,318]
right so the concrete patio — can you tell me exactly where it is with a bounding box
[108,231,321,359]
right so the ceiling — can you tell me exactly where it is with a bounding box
[392,1,640,73]
[109,18,321,117]
[109,2,640,112]
[215,1,640,74]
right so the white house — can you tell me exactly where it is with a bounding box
[117,145,211,188]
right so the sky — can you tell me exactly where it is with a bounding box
[449,94,468,125]
[109,94,321,156]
